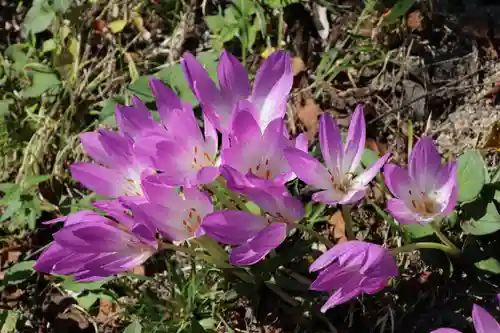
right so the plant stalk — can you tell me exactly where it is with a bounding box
[391,242,459,255]
[431,222,460,255]
[341,205,355,240]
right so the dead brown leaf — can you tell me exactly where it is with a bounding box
[292,57,306,76]
[328,211,347,244]
[483,121,500,149]
[297,98,320,140]
[407,10,424,32]
[96,298,120,324]
[131,265,145,276]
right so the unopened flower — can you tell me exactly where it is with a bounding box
[200,177,304,265]
[285,106,390,205]
[182,49,292,132]
[384,137,458,225]
[309,240,398,312]
[221,105,307,186]
[34,206,157,281]
[432,304,500,333]
[123,175,213,242]
[133,78,219,187]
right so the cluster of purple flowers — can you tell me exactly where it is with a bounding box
[34,50,459,313]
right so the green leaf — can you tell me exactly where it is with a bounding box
[97,96,124,127]
[22,2,56,36]
[403,223,434,239]
[0,310,18,333]
[461,201,500,235]
[2,261,36,285]
[22,71,61,98]
[61,278,108,292]
[263,0,298,9]
[382,0,416,25]
[474,257,500,274]
[244,201,261,215]
[76,293,99,310]
[0,199,22,222]
[205,15,225,33]
[0,99,13,118]
[123,321,142,333]
[232,0,256,16]
[42,39,57,54]
[457,150,486,202]
[52,0,74,13]
[127,76,155,103]
[361,148,379,168]
[23,175,50,188]
[108,20,128,34]
[5,44,29,74]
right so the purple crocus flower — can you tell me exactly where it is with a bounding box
[181,49,292,132]
[221,105,307,186]
[309,240,399,312]
[133,78,219,187]
[34,205,157,281]
[72,128,154,198]
[384,137,458,225]
[123,175,213,242]
[285,106,390,205]
[432,304,500,333]
[200,177,304,265]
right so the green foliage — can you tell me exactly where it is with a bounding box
[457,151,486,202]
[461,200,500,235]
[474,257,500,274]
[0,175,54,232]
[123,321,143,333]
[1,261,36,287]
[22,0,74,37]
[382,0,417,25]
[0,310,18,333]
[403,223,434,239]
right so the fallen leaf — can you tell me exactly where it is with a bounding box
[297,98,320,140]
[108,19,127,34]
[401,79,427,121]
[131,265,145,276]
[328,211,347,244]
[96,298,119,323]
[292,57,306,76]
[93,19,106,35]
[483,122,500,149]
[407,10,424,31]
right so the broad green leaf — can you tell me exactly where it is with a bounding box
[198,318,217,330]
[22,3,56,36]
[2,261,36,285]
[475,257,500,274]
[457,150,486,202]
[0,199,22,223]
[0,310,18,333]
[263,0,298,8]
[127,76,155,102]
[42,39,57,53]
[382,0,416,25]
[52,0,73,12]
[23,175,50,188]
[76,293,99,310]
[108,20,127,34]
[205,15,225,33]
[403,223,434,239]
[123,321,142,333]
[97,96,124,127]
[5,44,29,74]
[361,148,379,168]
[462,201,500,235]
[61,278,108,292]
[232,0,256,16]
[22,71,61,98]
[0,99,13,118]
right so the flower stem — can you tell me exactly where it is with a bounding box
[391,242,459,255]
[296,223,333,248]
[341,205,355,240]
[204,183,239,211]
[431,222,461,255]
